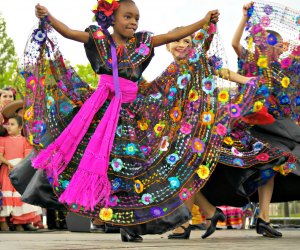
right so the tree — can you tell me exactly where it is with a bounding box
[0,14,25,97]
[74,63,98,88]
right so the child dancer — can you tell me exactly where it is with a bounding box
[0,115,42,231]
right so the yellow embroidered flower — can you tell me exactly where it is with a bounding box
[134,180,144,194]
[281,77,290,88]
[218,90,229,103]
[24,106,34,121]
[196,165,210,179]
[137,120,148,131]
[257,56,268,68]
[273,164,290,176]
[99,208,113,221]
[253,101,263,112]
[188,90,199,102]
[224,136,234,145]
[154,123,165,135]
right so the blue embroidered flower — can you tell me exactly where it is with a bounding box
[111,178,122,191]
[32,121,46,136]
[233,158,244,167]
[209,55,223,70]
[168,177,180,189]
[202,77,215,95]
[46,96,55,109]
[267,33,278,46]
[60,101,73,116]
[261,169,275,180]
[295,96,300,106]
[150,207,164,217]
[125,143,138,155]
[188,50,200,63]
[60,180,70,189]
[141,193,153,205]
[279,95,290,105]
[166,153,179,165]
[257,85,270,97]
[168,87,178,101]
[32,28,47,45]
[177,74,191,89]
[140,146,151,156]
[253,141,264,152]
[111,158,124,172]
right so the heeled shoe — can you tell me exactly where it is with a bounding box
[120,228,143,242]
[168,225,191,239]
[201,208,226,239]
[256,218,282,238]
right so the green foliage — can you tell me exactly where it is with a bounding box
[0,14,25,98]
[74,63,98,88]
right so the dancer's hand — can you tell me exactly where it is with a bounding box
[35,3,49,19]
[8,163,14,172]
[243,2,254,17]
[204,10,220,24]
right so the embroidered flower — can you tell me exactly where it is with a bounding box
[231,147,243,157]
[253,101,263,112]
[177,74,191,89]
[59,101,73,116]
[257,85,270,97]
[140,145,151,156]
[24,106,34,121]
[257,56,268,68]
[202,77,215,94]
[60,180,70,189]
[281,77,290,88]
[26,76,37,92]
[252,24,263,35]
[280,57,292,69]
[167,64,178,74]
[196,165,210,179]
[150,207,164,217]
[201,111,215,125]
[159,136,169,152]
[208,22,216,35]
[295,96,300,106]
[99,208,113,221]
[280,95,290,105]
[111,178,122,191]
[256,153,269,161]
[295,15,300,26]
[228,104,241,118]
[46,96,55,109]
[150,93,162,99]
[116,125,122,137]
[166,153,179,165]
[188,49,200,63]
[233,158,244,167]
[135,43,150,56]
[94,28,105,39]
[180,122,192,135]
[193,30,208,44]
[188,90,199,102]
[216,123,227,136]
[267,33,277,45]
[154,123,165,136]
[111,158,123,172]
[170,107,182,122]
[134,180,144,194]
[108,195,118,207]
[32,121,46,136]
[210,55,223,70]
[57,80,67,92]
[124,143,138,155]
[69,204,80,213]
[32,28,47,45]
[261,16,271,27]
[137,120,149,131]
[224,136,234,145]
[191,138,205,153]
[179,188,191,201]
[168,87,177,101]
[218,90,229,103]
[292,45,300,56]
[141,193,153,205]
[168,177,180,189]
[253,141,264,152]
[264,5,273,15]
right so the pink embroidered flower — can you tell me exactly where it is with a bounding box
[252,24,263,35]
[261,16,271,27]
[180,122,192,135]
[256,153,269,161]
[135,44,150,56]
[280,57,292,69]
[94,28,105,39]
[231,147,243,157]
[216,123,227,136]
[108,195,118,207]
[292,46,300,56]
[141,193,153,205]
[179,188,191,201]
[26,76,37,92]
[208,23,216,35]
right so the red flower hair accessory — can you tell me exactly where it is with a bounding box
[93,0,120,29]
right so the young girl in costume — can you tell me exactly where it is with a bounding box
[0,115,42,231]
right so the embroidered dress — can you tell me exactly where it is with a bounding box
[0,136,42,224]
[21,19,296,232]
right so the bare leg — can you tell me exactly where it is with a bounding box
[257,176,274,222]
[194,191,216,219]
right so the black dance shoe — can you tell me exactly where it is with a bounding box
[201,208,226,239]
[120,228,143,242]
[168,225,191,239]
[256,218,282,238]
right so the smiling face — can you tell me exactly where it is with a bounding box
[166,36,193,62]
[0,90,14,106]
[112,0,139,44]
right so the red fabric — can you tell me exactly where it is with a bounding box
[241,106,275,125]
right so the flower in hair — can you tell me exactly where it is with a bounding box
[92,0,120,29]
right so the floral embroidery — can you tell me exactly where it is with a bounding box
[253,101,264,112]
[99,208,113,221]
[108,195,118,207]
[256,153,269,161]
[24,106,34,121]
[280,57,292,69]
[32,29,47,45]
[166,153,179,165]
[170,107,182,122]
[257,56,268,68]
[124,143,138,155]
[202,77,215,94]
[111,158,124,172]
[216,123,227,136]
[180,122,192,135]
[150,207,164,217]
[168,177,180,189]
[191,138,205,153]
[32,121,46,136]
[141,193,153,205]
[26,76,37,92]
[159,136,169,152]
[59,101,73,116]
[281,77,290,88]
[196,165,210,179]
[134,180,144,194]
[177,74,191,89]
[233,158,244,167]
[201,111,215,125]
[135,44,150,56]
[154,123,165,136]
[188,90,199,102]
[179,188,191,201]
[224,136,234,145]
[218,90,229,103]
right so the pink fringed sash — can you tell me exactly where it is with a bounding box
[32,74,138,210]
